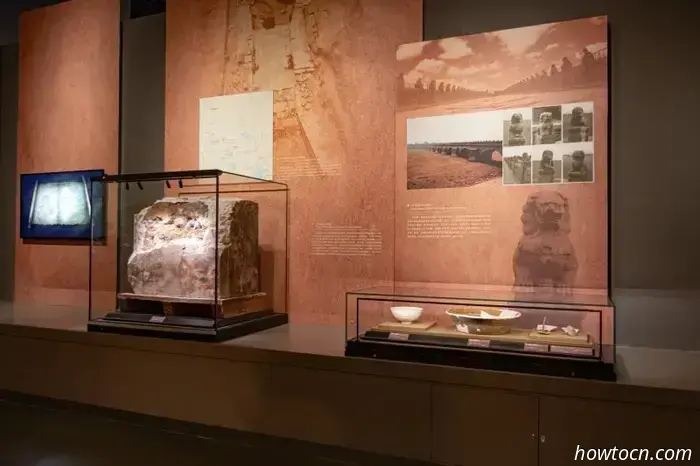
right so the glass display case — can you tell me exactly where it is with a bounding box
[88,169,288,341]
[345,285,615,380]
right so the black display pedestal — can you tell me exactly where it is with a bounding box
[346,337,616,382]
[88,310,288,342]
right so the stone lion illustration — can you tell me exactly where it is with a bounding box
[513,191,578,288]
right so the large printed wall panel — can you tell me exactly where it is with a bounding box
[395,17,609,294]
[166,0,422,323]
[14,0,120,307]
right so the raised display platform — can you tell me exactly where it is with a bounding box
[1,301,700,463]
[88,310,288,342]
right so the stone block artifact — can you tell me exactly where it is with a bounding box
[127,197,259,300]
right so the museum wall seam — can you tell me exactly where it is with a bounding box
[120,14,166,296]
[0,45,18,302]
[14,0,120,307]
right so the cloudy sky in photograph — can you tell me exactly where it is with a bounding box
[397,17,607,92]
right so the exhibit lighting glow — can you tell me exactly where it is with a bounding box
[31,181,90,226]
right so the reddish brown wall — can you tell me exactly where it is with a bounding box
[166,0,422,323]
[14,0,120,307]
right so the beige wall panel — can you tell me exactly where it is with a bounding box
[15,0,120,308]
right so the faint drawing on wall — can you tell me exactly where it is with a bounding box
[503,108,532,147]
[532,106,562,145]
[563,142,594,183]
[563,102,594,143]
[513,191,578,288]
[406,111,503,190]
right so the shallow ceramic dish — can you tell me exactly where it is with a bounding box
[390,306,423,324]
[446,308,522,335]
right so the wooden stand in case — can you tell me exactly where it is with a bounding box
[347,321,615,381]
[88,292,287,342]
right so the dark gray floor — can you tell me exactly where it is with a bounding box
[0,398,434,466]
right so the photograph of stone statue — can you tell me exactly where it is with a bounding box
[503,148,532,185]
[513,190,578,288]
[532,106,562,145]
[563,143,594,183]
[563,102,594,143]
[127,197,259,300]
[503,108,532,147]
[532,148,562,184]
[406,111,503,189]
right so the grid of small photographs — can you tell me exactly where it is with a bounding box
[502,102,594,186]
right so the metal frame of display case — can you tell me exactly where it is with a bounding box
[87,169,289,342]
[345,286,616,381]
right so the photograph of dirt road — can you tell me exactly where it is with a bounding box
[407,144,502,189]
[395,16,610,292]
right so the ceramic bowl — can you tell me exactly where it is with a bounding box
[446,308,522,335]
[390,306,423,324]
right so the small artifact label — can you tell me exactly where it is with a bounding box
[388,332,410,341]
[490,341,524,351]
[467,339,490,348]
[550,345,594,357]
[524,343,549,353]
[149,316,166,323]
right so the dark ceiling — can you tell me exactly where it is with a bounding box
[0,0,165,45]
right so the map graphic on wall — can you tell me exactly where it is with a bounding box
[395,16,609,293]
[199,90,274,180]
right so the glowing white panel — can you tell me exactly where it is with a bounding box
[199,90,274,180]
[31,181,90,226]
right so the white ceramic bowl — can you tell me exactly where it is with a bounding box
[390,306,423,324]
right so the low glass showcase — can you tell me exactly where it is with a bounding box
[346,285,615,380]
[88,169,288,341]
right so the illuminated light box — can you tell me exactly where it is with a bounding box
[20,169,106,240]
